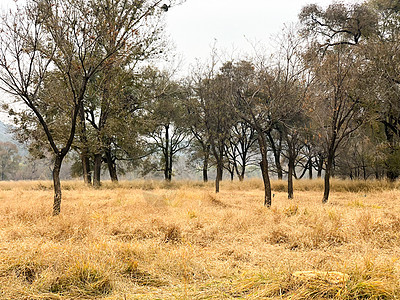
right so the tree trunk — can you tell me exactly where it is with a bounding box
[105,148,118,182]
[168,138,173,181]
[308,158,313,179]
[81,153,91,184]
[288,154,295,199]
[258,134,272,207]
[217,146,224,182]
[316,155,324,178]
[164,125,170,181]
[52,154,63,216]
[202,147,209,182]
[79,101,91,185]
[267,131,283,180]
[93,153,102,188]
[322,152,333,203]
[238,173,244,182]
[215,161,222,193]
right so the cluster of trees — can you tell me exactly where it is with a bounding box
[0,0,399,215]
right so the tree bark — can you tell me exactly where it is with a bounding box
[237,173,244,182]
[168,137,173,181]
[322,152,333,203]
[288,155,295,199]
[316,154,324,178]
[267,131,283,180]
[164,125,171,181]
[217,146,224,182]
[52,154,63,216]
[308,158,313,179]
[79,101,92,185]
[202,146,209,182]
[105,148,118,182]
[258,134,272,207]
[215,162,222,193]
[93,153,102,188]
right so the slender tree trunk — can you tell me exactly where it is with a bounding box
[288,154,295,199]
[202,146,209,182]
[93,153,102,188]
[316,155,324,178]
[234,161,245,182]
[52,154,63,216]
[164,125,170,181]
[168,139,173,181]
[322,152,334,203]
[308,158,313,179]
[230,170,234,181]
[267,131,283,180]
[240,164,246,181]
[258,134,272,207]
[79,101,91,185]
[105,148,118,182]
[217,146,224,182]
[215,161,222,193]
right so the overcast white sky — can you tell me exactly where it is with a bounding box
[0,0,363,123]
[164,0,362,67]
[1,0,362,66]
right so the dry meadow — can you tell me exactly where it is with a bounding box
[0,179,400,299]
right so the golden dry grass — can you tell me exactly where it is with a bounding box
[0,178,400,299]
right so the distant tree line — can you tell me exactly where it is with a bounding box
[0,0,399,214]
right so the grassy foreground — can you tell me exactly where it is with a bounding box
[0,179,400,299]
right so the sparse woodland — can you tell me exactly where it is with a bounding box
[0,0,399,212]
[0,0,400,298]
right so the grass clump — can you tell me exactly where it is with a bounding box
[46,262,113,297]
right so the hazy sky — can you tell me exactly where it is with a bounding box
[0,0,362,67]
[164,0,361,66]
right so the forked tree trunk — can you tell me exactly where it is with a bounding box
[238,173,244,182]
[234,161,245,182]
[52,154,63,216]
[258,134,272,207]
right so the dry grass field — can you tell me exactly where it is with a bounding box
[0,179,400,299]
